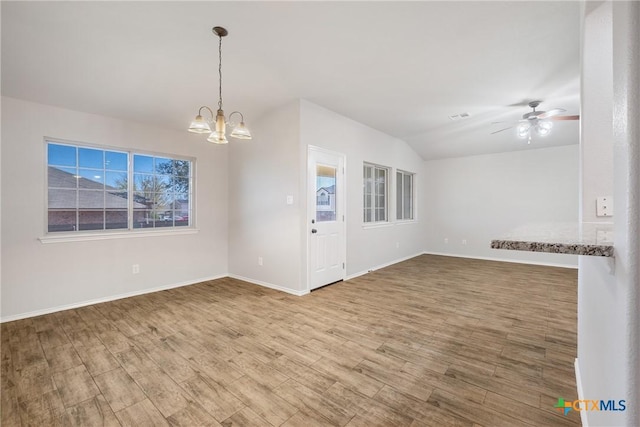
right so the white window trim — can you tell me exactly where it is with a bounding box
[363,162,390,225]
[44,137,196,239]
[396,169,417,222]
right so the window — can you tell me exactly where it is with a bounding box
[396,170,415,220]
[363,163,388,223]
[47,141,193,233]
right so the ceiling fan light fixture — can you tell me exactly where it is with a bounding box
[534,120,553,136]
[516,122,530,138]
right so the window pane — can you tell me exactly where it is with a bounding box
[133,155,154,173]
[397,172,403,220]
[48,144,76,167]
[404,174,413,219]
[106,191,129,210]
[155,175,171,191]
[134,191,153,208]
[78,168,104,187]
[78,147,103,169]
[153,191,172,210]
[316,164,336,222]
[134,174,155,191]
[79,190,104,209]
[48,210,76,232]
[49,189,76,210]
[48,166,77,189]
[173,160,190,177]
[172,175,190,193]
[155,157,173,174]
[133,209,153,228]
[154,211,173,227]
[175,213,189,227]
[79,210,104,231]
[105,171,127,189]
[105,151,127,171]
[105,210,128,230]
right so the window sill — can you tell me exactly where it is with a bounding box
[395,219,418,225]
[39,228,199,244]
[362,220,419,229]
[362,222,393,229]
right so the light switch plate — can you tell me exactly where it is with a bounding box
[286,195,294,205]
[596,196,613,217]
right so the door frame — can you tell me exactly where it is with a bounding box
[306,145,347,292]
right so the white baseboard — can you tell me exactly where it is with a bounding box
[0,274,227,323]
[227,274,309,296]
[0,251,576,323]
[422,251,578,269]
[575,358,589,427]
[345,252,425,281]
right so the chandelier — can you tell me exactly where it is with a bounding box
[188,26,252,144]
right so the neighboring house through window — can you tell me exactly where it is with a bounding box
[47,141,193,233]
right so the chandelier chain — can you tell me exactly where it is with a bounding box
[218,34,223,110]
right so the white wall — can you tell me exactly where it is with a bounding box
[300,100,426,278]
[227,100,305,294]
[228,99,426,292]
[612,2,640,420]
[423,145,579,267]
[0,97,229,321]
[577,1,639,426]
[581,0,614,224]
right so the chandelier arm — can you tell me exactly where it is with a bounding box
[198,106,215,122]
[228,111,245,125]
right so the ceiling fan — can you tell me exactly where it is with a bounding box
[491,100,580,143]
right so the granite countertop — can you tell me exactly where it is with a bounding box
[491,222,614,257]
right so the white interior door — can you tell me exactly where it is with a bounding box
[308,147,345,290]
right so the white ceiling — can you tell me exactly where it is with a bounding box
[1,1,581,160]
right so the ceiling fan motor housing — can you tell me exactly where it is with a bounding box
[523,111,542,120]
[523,100,544,120]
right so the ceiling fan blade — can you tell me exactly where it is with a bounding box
[550,115,580,121]
[538,108,566,119]
[490,126,513,135]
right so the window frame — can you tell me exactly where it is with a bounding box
[363,162,390,225]
[43,138,196,241]
[396,169,416,222]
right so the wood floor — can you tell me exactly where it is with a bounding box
[1,254,581,426]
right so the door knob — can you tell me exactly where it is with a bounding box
[311,229,317,234]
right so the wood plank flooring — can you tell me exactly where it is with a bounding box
[1,254,580,426]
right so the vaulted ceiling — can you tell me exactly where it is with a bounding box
[1,1,580,160]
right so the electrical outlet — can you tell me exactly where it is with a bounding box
[396,242,400,248]
[444,238,449,244]
[258,257,263,266]
[132,264,140,274]
[462,239,467,245]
